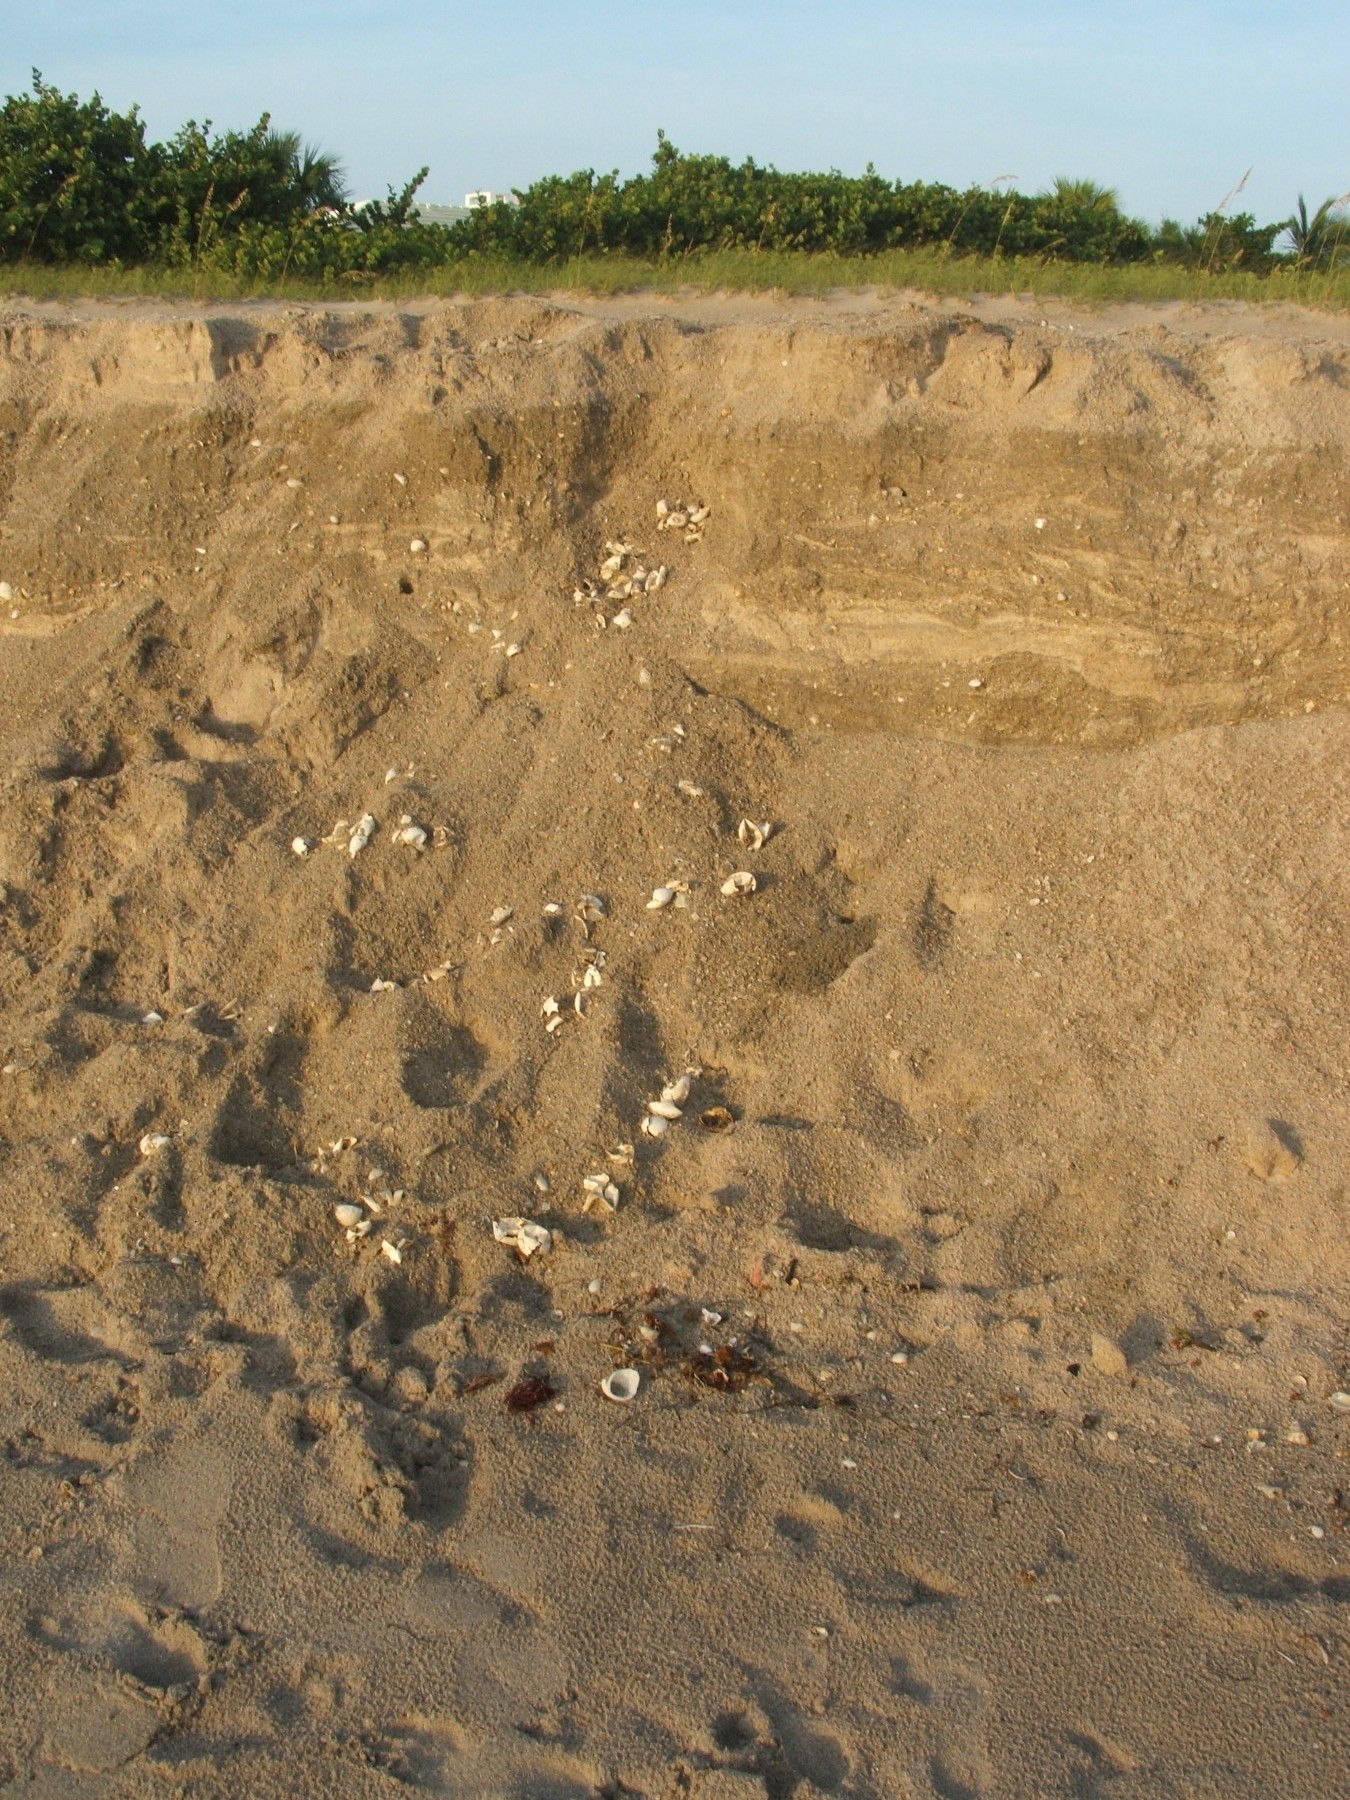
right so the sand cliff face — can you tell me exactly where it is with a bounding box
[0,294,1346,1797]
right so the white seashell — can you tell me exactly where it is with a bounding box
[599,553,625,581]
[655,499,671,518]
[648,1099,683,1120]
[542,901,563,916]
[737,819,772,851]
[541,996,561,1017]
[665,509,688,530]
[572,992,586,1016]
[677,779,705,798]
[641,1113,670,1139]
[409,538,427,553]
[394,472,408,485]
[688,504,711,525]
[291,836,312,857]
[662,1073,693,1105]
[138,1132,170,1155]
[505,643,522,658]
[333,1203,365,1229]
[285,477,304,489]
[582,963,603,989]
[380,1239,403,1264]
[721,871,757,897]
[1332,1392,1350,1413]
[348,814,377,857]
[533,1171,551,1194]
[493,1216,552,1257]
[647,886,676,910]
[581,1173,621,1212]
[392,821,428,850]
[0,582,12,602]
[645,564,668,593]
[601,1368,641,1403]
[489,905,514,927]
[370,978,398,992]
[612,608,634,629]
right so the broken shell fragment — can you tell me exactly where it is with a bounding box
[581,1173,621,1213]
[489,905,514,927]
[601,1368,641,1403]
[647,1099,683,1121]
[291,836,313,857]
[736,819,772,851]
[641,1113,670,1139]
[720,871,757,897]
[647,886,676,910]
[138,1132,170,1156]
[391,817,428,850]
[380,1239,404,1265]
[492,1217,552,1258]
[348,814,377,858]
[333,1203,365,1229]
[612,608,634,629]
[699,1106,735,1133]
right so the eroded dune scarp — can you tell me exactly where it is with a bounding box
[0,294,1346,1798]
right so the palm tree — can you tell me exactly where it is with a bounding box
[1283,193,1350,267]
[1046,177,1120,213]
[260,127,347,212]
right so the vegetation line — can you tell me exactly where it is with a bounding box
[5,251,1349,311]
[2,76,1347,309]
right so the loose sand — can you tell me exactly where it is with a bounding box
[0,290,1346,1798]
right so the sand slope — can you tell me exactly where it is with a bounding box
[0,291,1346,1798]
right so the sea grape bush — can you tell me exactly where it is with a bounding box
[0,78,1338,280]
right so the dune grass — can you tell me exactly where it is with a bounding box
[3,248,1348,310]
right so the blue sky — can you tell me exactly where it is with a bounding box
[5,1,1346,226]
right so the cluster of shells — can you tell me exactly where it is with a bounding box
[640,1070,694,1139]
[325,1148,410,1265]
[656,498,711,542]
[291,808,450,861]
[572,539,668,629]
[540,895,609,1033]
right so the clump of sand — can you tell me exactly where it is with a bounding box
[0,290,1346,1797]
